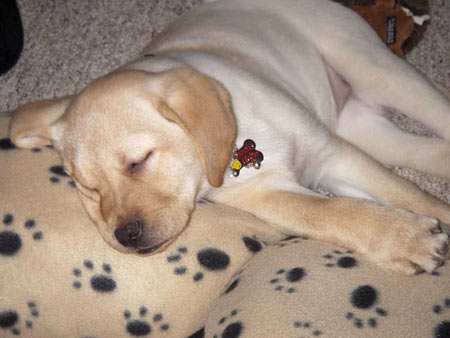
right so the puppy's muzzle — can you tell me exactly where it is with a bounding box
[114,220,143,248]
[114,220,169,254]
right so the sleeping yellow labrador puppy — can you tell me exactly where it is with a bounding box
[9,0,450,274]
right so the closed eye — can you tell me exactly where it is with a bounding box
[128,151,154,175]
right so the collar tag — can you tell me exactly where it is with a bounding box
[230,139,264,177]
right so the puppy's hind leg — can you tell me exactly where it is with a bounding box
[311,2,450,139]
[330,49,450,139]
[336,98,450,180]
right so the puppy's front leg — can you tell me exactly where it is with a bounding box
[320,139,450,226]
[214,183,449,275]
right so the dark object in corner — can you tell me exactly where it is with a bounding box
[0,0,24,76]
[333,0,429,57]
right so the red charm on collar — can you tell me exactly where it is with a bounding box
[230,139,264,177]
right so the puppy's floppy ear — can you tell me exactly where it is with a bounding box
[153,68,237,187]
[9,96,71,148]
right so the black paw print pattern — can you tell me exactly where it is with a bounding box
[49,165,75,187]
[213,309,244,338]
[0,137,52,153]
[0,213,43,256]
[322,249,358,269]
[0,138,16,151]
[293,320,323,337]
[0,301,39,335]
[187,327,205,338]
[242,236,264,254]
[222,269,244,296]
[167,246,230,282]
[222,268,245,297]
[269,267,307,294]
[224,278,240,296]
[345,285,388,329]
[273,235,308,249]
[124,306,169,337]
[72,260,117,293]
[432,297,450,338]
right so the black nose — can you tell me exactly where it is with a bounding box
[114,220,144,248]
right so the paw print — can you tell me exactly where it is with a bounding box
[345,285,388,329]
[124,306,170,336]
[0,138,16,151]
[0,137,53,154]
[322,249,358,269]
[223,277,241,297]
[49,165,75,187]
[269,267,307,294]
[273,235,308,248]
[0,301,39,335]
[293,320,323,336]
[431,297,450,338]
[222,268,246,297]
[167,246,231,282]
[0,213,44,256]
[72,260,117,293]
[242,236,264,254]
[212,309,244,338]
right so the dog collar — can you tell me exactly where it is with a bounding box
[230,139,264,177]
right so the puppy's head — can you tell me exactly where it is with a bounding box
[9,68,236,254]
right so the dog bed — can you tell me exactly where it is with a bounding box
[1,113,449,338]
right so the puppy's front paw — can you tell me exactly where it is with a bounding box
[373,212,449,275]
[441,222,450,255]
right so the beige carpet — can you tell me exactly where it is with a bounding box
[1,0,449,201]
